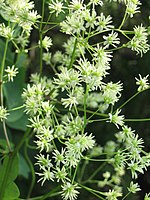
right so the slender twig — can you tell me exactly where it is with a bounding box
[0,38,11,152]
[68,37,78,69]
[39,0,45,76]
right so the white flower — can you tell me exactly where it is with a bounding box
[102,81,123,105]
[39,36,52,51]
[35,154,52,169]
[126,1,141,18]
[35,128,54,152]
[60,11,85,34]
[127,25,150,56]
[103,31,120,48]
[0,106,9,121]
[61,182,80,200]
[88,0,103,6]
[0,23,14,40]
[144,193,150,200]
[127,181,141,193]
[54,166,68,182]
[49,0,65,16]
[69,0,84,11]
[66,133,95,153]
[135,74,149,92]
[93,45,112,68]
[36,167,54,186]
[108,110,124,128]
[105,189,122,200]
[96,13,114,31]
[5,65,18,82]
[61,94,78,110]
[43,52,52,65]
[53,148,66,166]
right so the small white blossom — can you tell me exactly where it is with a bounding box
[35,129,54,152]
[61,94,78,110]
[135,74,149,92]
[54,166,68,183]
[60,11,85,34]
[144,193,150,200]
[0,106,9,121]
[49,0,65,16]
[39,36,52,51]
[88,0,103,6]
[5,65,18,82]
[96,13,114,32]
[126,1,141,18]
[128,161,144,179]
[43,52,52,65]
[108,110,124,128]
[69,0,84,11]
[103,31,120,48]
[35,154,53,169]
[53,148,66,166]
[128,25,150,56]
[102,81,123,105]
[0,23,14,40]
[61,182,80,200]
[104,189,122,200]
[36,167,54,186]
[127,181,141,193]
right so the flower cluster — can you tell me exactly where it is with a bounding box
[19,0,150,200]
[0,0,40,49]
[22,73,95,199]
[128,24,150,56]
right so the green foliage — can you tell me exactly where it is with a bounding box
[0,155,20,200]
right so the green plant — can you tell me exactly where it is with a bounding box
[0,0,150,200]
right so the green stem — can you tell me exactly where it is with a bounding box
[82,162,106,184]
[0,38,11,152]
[24,140,35,198]
[83,86,88,130]
[8,105,25,112]
[39,0,45,76]
[0,128,32,199]
[43,13,52,30]
[72,164,78,184]
[88,117,109,123]
[78,160,88,182]
[122,191,131,200]
[78,107,108,117]
[0,152,14,200]
[68,37,77,69]
[0,38,9,82]
[119,9,128,30]
[23,187,61,200]
[79,184,105,199]
[43,24,59,34]
[13,128,31,155]
[116,87,150,113]
[116,91,140,112]
[124,118,150,122]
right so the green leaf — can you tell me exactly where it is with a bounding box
[0,154,19,182]
[0,39,14,67]
[2,181,20,200]
[0,155,20,199]
[4,52,28,131]
[19,153,30,179]
[6,112,28,132]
